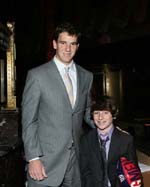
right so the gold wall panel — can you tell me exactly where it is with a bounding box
[6,22,16,110]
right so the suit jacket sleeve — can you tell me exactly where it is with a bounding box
[126,135,139,167]
[113,128,143,187]
[22,70,43,161]
[126,135,144,186]
[83,73,95,129]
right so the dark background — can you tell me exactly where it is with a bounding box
[1,0,150,119]
[0,1,150,186]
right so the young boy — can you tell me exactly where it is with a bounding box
[79,95,142,187]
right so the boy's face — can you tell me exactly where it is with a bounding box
[93,110,113,132]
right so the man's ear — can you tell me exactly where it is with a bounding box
[53,40,57,49]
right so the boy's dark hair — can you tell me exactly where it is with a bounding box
[91,95,118,118]
[53,22,81,42]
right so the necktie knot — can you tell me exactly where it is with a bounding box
[64,67,70,74]
[101,136,109,148]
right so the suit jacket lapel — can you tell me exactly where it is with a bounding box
[108,128,120,163]
[48,61,66,90]
[91,129,102,162]
[73,65,84,110]
[47,61,73,109]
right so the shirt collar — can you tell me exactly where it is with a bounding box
[97,125,114,140]
[53,55,75,72]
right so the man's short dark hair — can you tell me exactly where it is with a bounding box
[53,22,81,42]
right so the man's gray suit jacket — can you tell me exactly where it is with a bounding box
[22,60,94,186]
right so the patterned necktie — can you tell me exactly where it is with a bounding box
[100,136,109,187]
[101,136,109,150]
[63,67,74,107]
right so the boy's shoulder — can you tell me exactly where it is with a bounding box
[116,126,130,136]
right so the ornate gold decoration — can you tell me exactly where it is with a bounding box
[6,22,16,110]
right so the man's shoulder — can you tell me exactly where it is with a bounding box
[76,64,93,75]
[28,60,54,74]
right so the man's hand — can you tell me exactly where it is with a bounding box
[29,159,47,181]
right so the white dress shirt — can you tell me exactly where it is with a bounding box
[54,55,77,106]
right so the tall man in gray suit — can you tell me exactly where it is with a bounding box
[22,22,94,187]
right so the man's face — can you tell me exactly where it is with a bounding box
[53,32,79,65]
[93,110,113,132]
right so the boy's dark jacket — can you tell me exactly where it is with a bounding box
[79,126,143,187]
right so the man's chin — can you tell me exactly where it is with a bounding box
[62,59,72,64]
